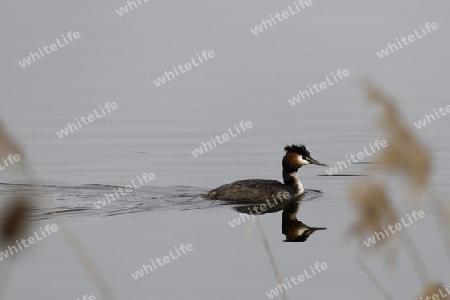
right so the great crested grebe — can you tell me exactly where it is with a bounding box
[203,144,326,202]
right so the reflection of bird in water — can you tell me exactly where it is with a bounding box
[232,192,326,243]
[282,201,326,242]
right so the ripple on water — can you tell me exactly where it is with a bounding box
[0,184,221,219]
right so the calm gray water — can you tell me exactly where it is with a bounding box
[0,0,449,299]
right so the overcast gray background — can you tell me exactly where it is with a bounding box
[0,0,449,299]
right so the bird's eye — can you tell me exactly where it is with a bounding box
[302,156,305,160]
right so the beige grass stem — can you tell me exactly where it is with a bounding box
[356,255,393,300]
[256,216,288,300]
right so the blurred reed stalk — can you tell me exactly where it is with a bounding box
[0,196,31,299]
[256,216,289,300]
[355,255,393,300]
[0,121,117,299]
[428,195,450,260]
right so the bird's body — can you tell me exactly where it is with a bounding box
[203,179,292,203]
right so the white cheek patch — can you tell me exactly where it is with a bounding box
[297,155,310,165]
[297,227,308,235]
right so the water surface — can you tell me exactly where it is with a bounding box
[0,0,449,299]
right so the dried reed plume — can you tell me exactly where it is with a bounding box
[361,81,431,192]
[348,80,439,298]
[417,283,445,300]
[0,120,32,251]
[364,80,450,263]
[348,179,399,266]
[348,179,398,250]
[1,196,31,243]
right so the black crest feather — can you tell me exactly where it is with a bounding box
[284,144,310,156]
